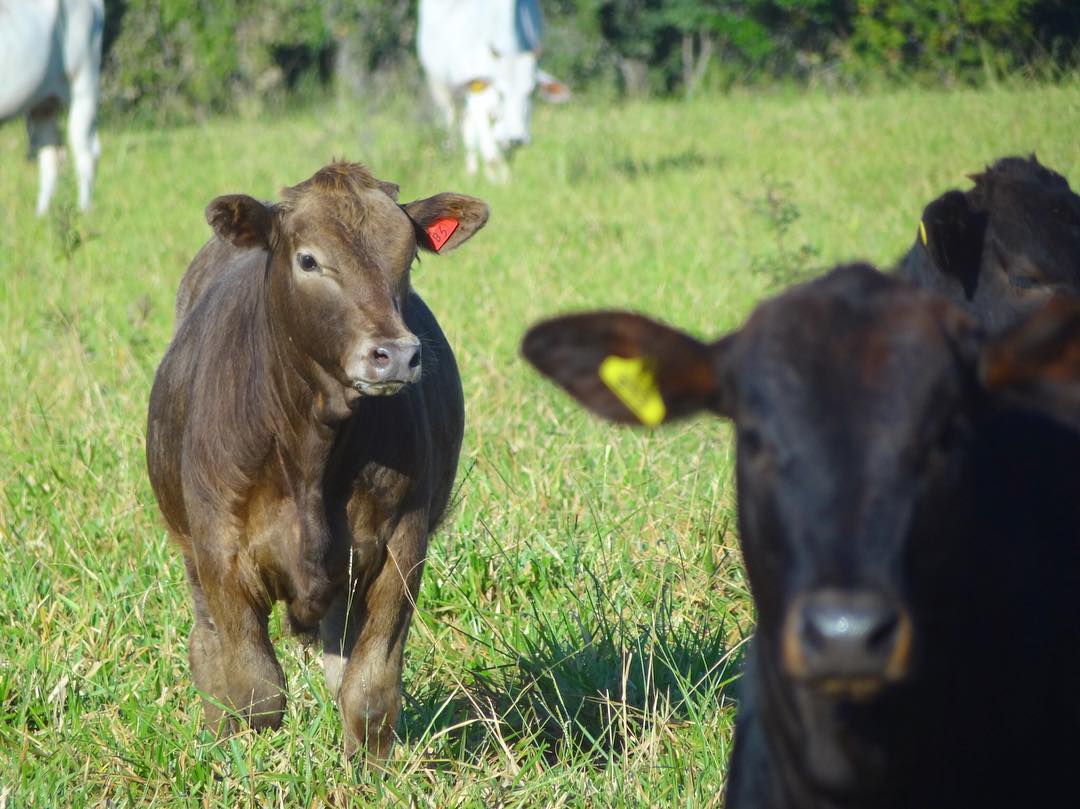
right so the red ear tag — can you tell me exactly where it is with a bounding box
[426,218,458,252]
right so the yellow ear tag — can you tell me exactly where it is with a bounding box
[598,355,666,427]
[919,220,928,246]
[468,79,490,93]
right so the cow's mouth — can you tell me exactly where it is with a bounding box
[351,380,407,398]
[807,675,891,702]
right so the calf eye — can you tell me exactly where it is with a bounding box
[298,253,318,272]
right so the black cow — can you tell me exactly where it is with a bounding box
[897,154,1080,331]
[522,265,1080,809]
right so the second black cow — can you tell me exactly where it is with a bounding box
[897,154,1080,331]
[523,265,1080,809]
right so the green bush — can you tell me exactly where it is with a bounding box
[849,0,1032,76]
[101,0,333,121]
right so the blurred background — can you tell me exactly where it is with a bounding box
[100,0,1080,123]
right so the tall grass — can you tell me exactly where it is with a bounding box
[1,82,1077,806]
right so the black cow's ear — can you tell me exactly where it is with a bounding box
[521,311,729,427]
[403,193,489,253]
[980,297,1080,429]
[918,190,988,299]
[206,195,275,248]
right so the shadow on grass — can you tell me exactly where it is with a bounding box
[402,574,746,766]
[612,148,725,181]
[563,147,725,187]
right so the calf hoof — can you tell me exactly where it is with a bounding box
[200,696,230,735]
[234,685,287,732]
[339,683,400,761]
[202,689,287,734]
[222,665,287,732]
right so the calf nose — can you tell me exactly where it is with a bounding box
[366,337,421,384]
[783,590,912,691]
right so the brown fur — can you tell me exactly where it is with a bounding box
[146,161,488,757]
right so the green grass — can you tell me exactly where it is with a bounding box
[1,82,1078,806]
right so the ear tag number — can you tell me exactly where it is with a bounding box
[426,218,459,252]
[599,355,666,426]
[919,220,928,246]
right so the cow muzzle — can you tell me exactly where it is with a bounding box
[781,589,913,700]
[347,336,422,396]
[500,136,529,152]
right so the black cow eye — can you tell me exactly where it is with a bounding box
[298,253,318,272]
[1010,274,1042,290]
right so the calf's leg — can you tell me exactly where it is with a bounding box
[192,541,286,731]
[183,556,229,731]
[333,510,429,760]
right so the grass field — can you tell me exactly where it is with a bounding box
[2,82,1079,807]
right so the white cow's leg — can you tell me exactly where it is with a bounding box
[461,91,482,176]
[27,106,61,216]
[462,120,479,177]
[67,72,100,212]
[464,87,508,184]
[426,76,456,136]
[36,146,60,217]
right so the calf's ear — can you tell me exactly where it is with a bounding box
[521,311,731,426]
[206,195,275,249]
[918,190,988,299]
[403,193,490,253]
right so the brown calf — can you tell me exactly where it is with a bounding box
[146,162,488,758]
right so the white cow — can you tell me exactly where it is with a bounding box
[418,0,547,183]
[0,0,104,215]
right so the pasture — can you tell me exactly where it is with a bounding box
[2,83,1078,806]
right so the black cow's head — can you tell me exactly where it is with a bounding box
[898,155,1080,331]
[522,264,1080,793]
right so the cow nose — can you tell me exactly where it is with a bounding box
[783,590,913,691]
[366,338,421,384]
[500,137,528,154]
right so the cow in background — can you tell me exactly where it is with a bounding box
[418,0,567,183]
[896,155,1080,332]
[0,0,104,215]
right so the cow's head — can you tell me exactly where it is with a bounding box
[898,155,1080,331]
[522,265,1080,792]
[206,162,488,418]
[489,49,538,152]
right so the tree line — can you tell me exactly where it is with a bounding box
[100,0,1080,121]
